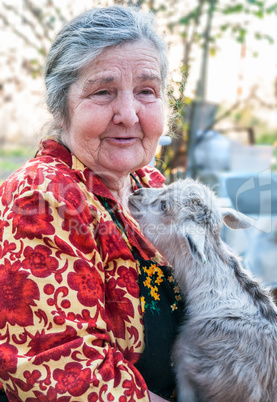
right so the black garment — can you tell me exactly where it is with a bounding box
[134,259,184,400]
[0,392,8,402]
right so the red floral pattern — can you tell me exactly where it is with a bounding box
[26,326,82,365]
[0,176,19,208]
[68,259,104,307]
[22,244,59,277]
[106,278,135,340]
[25,387,71,402]
[0,343,18,381]
[53,363,91,396]
[0,259,39,329]
[57,205,95,255]
[25,165,47,187]
[0,138,166,401]
[97,219,132,262]
[7,191,55,240]
[0,220,9,242]
[117,266,140,298]
[136,167,166,188]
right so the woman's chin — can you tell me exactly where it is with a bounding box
[100,148,150,175]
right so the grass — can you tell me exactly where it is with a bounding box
[0,160,23,172]
[0,147,36,158]
[0,146,36,184]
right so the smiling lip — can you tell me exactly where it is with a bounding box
[104,137,139,144]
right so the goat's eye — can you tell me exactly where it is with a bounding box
[192,198,201,206]
[161,200,167,211]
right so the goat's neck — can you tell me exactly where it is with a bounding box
[171,237,277,322]
[171,237,246,309]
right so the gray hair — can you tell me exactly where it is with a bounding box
[45,6,168,130]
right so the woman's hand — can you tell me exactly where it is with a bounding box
[149,390,169,401]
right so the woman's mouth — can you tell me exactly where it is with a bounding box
[105,137,139,145]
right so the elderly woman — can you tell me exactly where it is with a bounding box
[0,6,183,402]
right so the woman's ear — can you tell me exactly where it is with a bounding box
[53,112,64,128]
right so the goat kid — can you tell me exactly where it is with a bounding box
[128,178,277,402]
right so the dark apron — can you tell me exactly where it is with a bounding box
[99,190,185,401]
[0,393,8,402]
[134,256,184,400]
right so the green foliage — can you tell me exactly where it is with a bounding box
[231,105,277,145]
[255,32,274,43]
[175,0,276,51]
[236,28,247,43]
[266,3,277,13]
[223,4,244,14]
[209,46,217,56]
[179,7,200,25]
[256,133,277,145]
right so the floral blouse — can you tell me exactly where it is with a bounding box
[0,138,177,401]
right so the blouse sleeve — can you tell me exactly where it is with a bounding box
[0,170,149,401]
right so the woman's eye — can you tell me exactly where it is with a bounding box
[161,200,167,211]
[93,90,109,96]
[88,90,114,103]
[140,89,154,95]
[137,88,157,103]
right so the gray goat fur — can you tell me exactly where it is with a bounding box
[128,178,277,402]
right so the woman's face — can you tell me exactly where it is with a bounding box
[62,40,164,181]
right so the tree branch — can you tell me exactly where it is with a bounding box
[23,0,52,42]
[3,2,45,42]
[0,12,40,51]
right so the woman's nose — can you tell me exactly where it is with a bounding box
[112,92,139,127]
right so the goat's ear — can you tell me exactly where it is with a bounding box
[221,208,253,229]
[182,221,207,264]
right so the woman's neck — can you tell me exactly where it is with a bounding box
[100,173,133,213]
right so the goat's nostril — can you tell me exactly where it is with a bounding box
[133,189,143,196]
